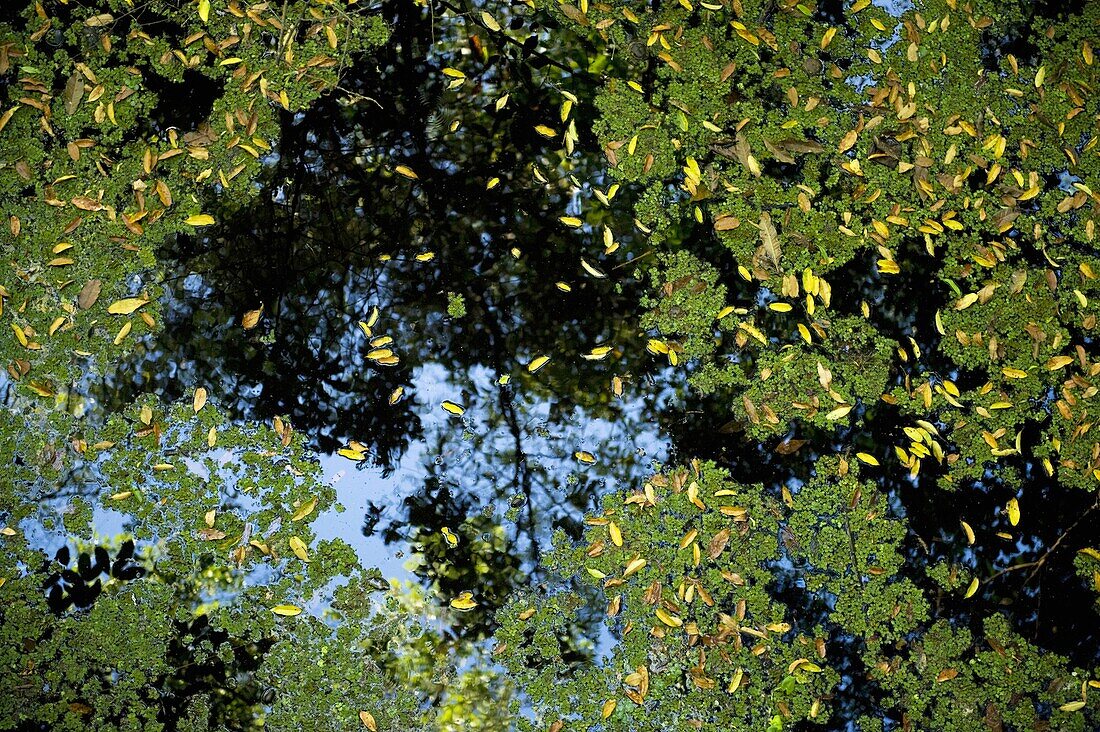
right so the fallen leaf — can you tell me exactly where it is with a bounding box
[242,305,263,329]
[193,387,207,413]
[107,297,149,315]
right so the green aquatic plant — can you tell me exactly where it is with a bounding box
[1,0,1099,729]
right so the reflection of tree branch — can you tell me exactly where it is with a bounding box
[481,286,541,566]
[440,0,574,74]
[987,496,1098,585]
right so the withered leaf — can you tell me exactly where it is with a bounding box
[775,438,807,455]
[242,305,263,329]
[78,279,102,310]
[757,212,781,269]
[707,528,731,559]
[63,73,84,115]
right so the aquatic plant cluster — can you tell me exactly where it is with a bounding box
[0,0,1098,730]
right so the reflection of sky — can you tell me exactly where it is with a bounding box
[310,361,670,584]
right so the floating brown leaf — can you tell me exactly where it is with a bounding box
[242,305,263,329]
[78,279,102,310]
[707,528,731,559]
[757,212,781,269]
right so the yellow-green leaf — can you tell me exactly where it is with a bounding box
[1046,355,1074,371]
[291,497,318,522]
[289,536,310,562]
[107,298,149,315]
[528,355,550,373]
[960,521,975,545]
[450,591,478,611]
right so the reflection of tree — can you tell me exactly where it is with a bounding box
[371,366,667,640]
[95,0,646,461]
[82,0,669,650]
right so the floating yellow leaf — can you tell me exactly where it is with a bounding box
[960,520,975,545]
[623,557,646,577]
[855,452,879,466]
[338,447,367,461]
[655,608,682,627]
[289,536,310,562]
[193,387,207,413]
[963,577,979,599]
[441,527,459,547]
[528,355,550,373]
[480,10,501,31]
[768,302,793,312]
[185,214,215,226]
[826,405,853,421]
[271,604,302,616]
[107,298,149,315]
[582,346,612,361]
[1046,355,1074,371]
[608,521,622,546]
[291,497,318,522]
[394,165,418,180]
[198,0,210,23]
[359,711,378,731]
[441,400,465,416]
[601,699,616,720]
[1006,497,1020,526]
[580,259,606,278]
[727,667,744,693]
[450,591,478,611]
[954,293,978,310]
[242,305,263,329]
[1059,701,1086,712]
[388,387,405,405]
[575,450,596,464]
[559,216,582,227]
[1001,367,1028,379]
